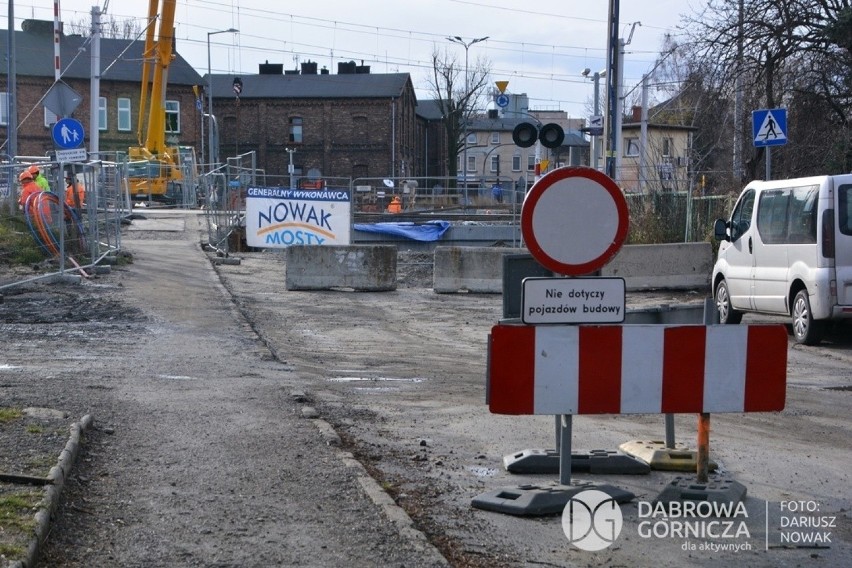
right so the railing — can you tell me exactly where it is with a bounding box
[0,157,125,289]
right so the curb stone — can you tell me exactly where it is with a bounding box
[310,419,449,566]
[8,414,93,568]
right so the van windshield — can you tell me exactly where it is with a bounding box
[840,184,851,236]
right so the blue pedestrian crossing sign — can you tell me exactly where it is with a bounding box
[52,118,85,149]
[752,108,787,147]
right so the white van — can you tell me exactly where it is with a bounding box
[712,175,852,344]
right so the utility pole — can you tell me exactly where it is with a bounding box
[286,147,296,189]
[447,35,489,208]
[89,5,102,155]
[604,0,620,180]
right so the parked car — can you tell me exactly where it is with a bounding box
[712,175,852,344]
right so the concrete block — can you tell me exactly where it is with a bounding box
[285,245,397,291]
[601,242,712,290]
[433,246,525,293]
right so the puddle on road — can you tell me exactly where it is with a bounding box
[156,374,198,381]
[0,364,22,371]
[467,466,497,477]
[327,376,427,394]
[328,377,427,384]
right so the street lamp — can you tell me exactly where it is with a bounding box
[581,68,606,171]
[447,35,488,207]
[207,28,238,169]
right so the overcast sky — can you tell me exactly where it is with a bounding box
[6,1,699,119]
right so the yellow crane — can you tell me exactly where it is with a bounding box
[128,0,196,202]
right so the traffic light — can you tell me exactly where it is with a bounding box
[511,122,565,149]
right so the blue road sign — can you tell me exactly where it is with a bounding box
[496,94,510,108]
[752,108,787,147]
[52,118,85,149]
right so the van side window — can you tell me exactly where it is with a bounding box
[840,184,852,236]
[787,186,819,243]
[757,189,790,244]
[730,189,755,242]
[756,185,819,244]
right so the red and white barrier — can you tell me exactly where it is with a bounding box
[488,324,788,415]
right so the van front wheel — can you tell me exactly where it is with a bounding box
[715,279,743,324]
[792,289,824,345]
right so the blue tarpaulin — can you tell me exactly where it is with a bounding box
[353,220,451,242]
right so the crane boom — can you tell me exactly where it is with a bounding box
[129,0,196,203]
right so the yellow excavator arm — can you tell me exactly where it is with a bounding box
[129,0,184,199]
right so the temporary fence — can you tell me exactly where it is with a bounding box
[192,163,735,254]
[199,152,263,255]
[198,152,361,255]
[624,191,733,244]
[0,157,125,288]
[350,175,522,215]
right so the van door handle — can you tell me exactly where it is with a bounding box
[748,236,753,254]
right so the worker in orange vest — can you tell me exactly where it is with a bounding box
[387,195,402,214]
[28,164,51,192]
[18,170,42,209]
[65,174,86,209]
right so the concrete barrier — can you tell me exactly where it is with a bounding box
[433,242,712,294]
[601,242,712,290]
[285,245,397,291]
[433,247,524,293]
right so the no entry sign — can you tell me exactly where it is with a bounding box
[521,167,628,275]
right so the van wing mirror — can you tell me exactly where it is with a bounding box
[713,218,730,241]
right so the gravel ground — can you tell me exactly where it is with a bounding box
[1,210,850,568]
[0,215,449,568]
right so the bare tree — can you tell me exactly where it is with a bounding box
[426,47,491,185]
[680,0,852,180]
[64,15,142,39]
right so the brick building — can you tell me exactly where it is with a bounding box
[2,22,445,185]
[208,60,434,182]
[0,20,202,159]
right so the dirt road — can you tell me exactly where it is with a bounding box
[2,209,850,567]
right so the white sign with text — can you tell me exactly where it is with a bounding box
[245,186,351,248]
[522,277,626,324]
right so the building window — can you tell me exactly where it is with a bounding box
[467,155,476,172]
[491,131,500,144]
[289,117,303,143]
[466,132,477,145]
[0,93,8,125]
[118,98,132,131]
[512,155,521,172]
[44,107,58,127]
[490,155,499,173]
[99,97,107,130]
[165,100,180,133]
[662,137,673,157]
[625,137,640,157]
[527,155,535,171]
[457,155,462,171]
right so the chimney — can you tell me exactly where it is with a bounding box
[338,60,357,74]
[22,19,60,35]
[300,60,318,74]
[632,105,642,122]
[259,60,284,75]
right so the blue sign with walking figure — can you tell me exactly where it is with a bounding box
[52,118,85,149]
[752,109,787,148]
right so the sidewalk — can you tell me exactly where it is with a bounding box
[17,211,447,567]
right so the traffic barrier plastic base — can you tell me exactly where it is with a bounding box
[619,440,718,472]
[653,474,746,513]
[503,449,650,475]
[471,482,635,516]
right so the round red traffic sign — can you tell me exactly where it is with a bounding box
[521,166,629,275]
